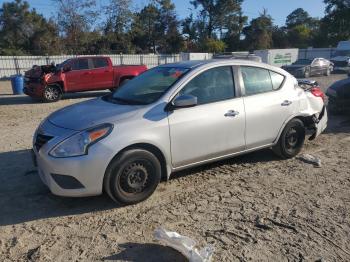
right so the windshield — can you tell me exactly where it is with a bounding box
[334,50,350,57]
[294,59,312,65]
[110,67,189,105]
[56,59,72,70]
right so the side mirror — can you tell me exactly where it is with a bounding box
[167,94,197,111]
[62,65,72,72]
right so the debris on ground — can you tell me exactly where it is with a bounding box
[154,227,214,262]
[297,154,322,167]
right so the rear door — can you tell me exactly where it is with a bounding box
[64,58,94,91]
[240,66,299,149]
[91,57,114,90]
[168,66,246,168]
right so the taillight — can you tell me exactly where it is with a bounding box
[311,87,325,101]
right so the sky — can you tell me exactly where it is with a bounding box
[0,0,327,26]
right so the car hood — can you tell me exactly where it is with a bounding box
[331,56,350,62]
[283,64,306,70]
[48,97,141,131]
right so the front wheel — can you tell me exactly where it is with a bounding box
[104,149,161,204]
[43,85,62,102]
[272,119,305,159]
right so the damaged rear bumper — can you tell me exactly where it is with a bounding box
[309,106,328,140]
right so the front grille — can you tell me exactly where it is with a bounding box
[24,77,42,85]
[332,61,349,67]
[35,134,53,151]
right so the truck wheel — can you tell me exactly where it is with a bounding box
[43,85,62,102]
[104,149,161,204]
[272,119,305,159]
[120,78,130,86]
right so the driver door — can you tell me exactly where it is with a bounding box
[168,66,246,168]
[64,58,94,91]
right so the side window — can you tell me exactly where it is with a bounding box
[241,67,272,95]
[312,59,320,67]
[180,66,235,105]
[71,59,89,70]
[269,71,285,90]
[93,58,109,68]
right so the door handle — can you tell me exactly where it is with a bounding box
[225,110,239,117]
[281,100,292,106]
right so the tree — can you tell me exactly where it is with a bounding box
[243,9,273,50]
[272,26,289,48]
[284,8,320,48]
[189,0,244,39]
[52,0,98,54]
[286,8,312,28]
[0,0,60,55]
[131,0,183,53]
[101,0,134,53]
[201,38,226,53]
[157,0,184,53]
[321,0,350,45]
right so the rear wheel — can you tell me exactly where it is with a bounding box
[272,119,305,159]
[104,149,161,204]
[43,84,62,102]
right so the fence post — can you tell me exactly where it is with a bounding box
[158,56,161,65]
[120,54,123,65]
[140,55,144,65]
[45,56,50,65]
[14,57,20,75]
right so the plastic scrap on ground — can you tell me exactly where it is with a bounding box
[298,154,322,167]
[154,227,214,262]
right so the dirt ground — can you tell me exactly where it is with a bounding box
[0,74,350,262]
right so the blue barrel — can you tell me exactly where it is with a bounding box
[11,75,24,95]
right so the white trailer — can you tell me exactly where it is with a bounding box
[254,49,299,67]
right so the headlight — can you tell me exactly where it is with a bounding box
[49,123,113,158]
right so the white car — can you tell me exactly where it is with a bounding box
[32,60,328,204]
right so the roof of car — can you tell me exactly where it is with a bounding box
[159,59,270,69]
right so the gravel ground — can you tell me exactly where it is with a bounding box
[0,74,350,262]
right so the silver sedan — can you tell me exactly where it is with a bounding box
[33,59,327,204]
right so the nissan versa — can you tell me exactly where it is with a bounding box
[33,60,327,204]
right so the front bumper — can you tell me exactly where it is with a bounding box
[24,82,45,98]
[33,120,115,197]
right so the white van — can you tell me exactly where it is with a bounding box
[331,41,350,73]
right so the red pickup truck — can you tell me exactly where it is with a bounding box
[24,56,147,102]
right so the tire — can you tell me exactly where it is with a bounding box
[109,79,130,92]
[43,84,62,102]
[120,78,130,86]
[104,149,161,204]
[272,119,305,159]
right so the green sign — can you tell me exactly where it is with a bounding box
[274,53,292,64]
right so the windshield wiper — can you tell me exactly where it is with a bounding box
[104,94,145,105]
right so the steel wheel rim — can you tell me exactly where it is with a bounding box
[119,161,152,194]
[285,127,298,149]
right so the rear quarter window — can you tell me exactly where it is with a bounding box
[241,66,285,95]
[269,71,285,90]
[93,58,109,68]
